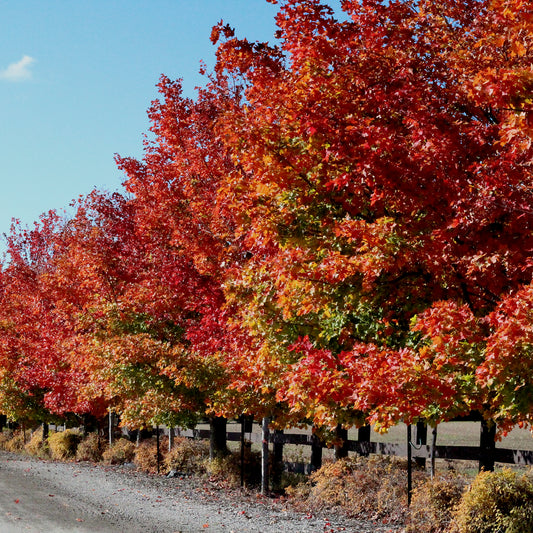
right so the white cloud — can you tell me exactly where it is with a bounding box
[0,55,36,82]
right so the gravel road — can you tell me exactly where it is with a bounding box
[0,451,403,532]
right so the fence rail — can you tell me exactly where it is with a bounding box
[172,426,533,467]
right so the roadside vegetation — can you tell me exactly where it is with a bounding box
[2,426,533,532]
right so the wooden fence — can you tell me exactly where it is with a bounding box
[170,421,533,471]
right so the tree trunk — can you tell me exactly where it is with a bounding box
[358,424,371,457]
[209,416,228,459]
[310,428,323,472]
[334,424,349,460]
[42,422,49,442]
[479,419,496,472]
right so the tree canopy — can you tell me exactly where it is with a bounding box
[0,0,532,435]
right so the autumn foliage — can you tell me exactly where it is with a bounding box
[0,0,532,436]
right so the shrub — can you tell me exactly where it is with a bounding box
[202,446,261,488]
[134,439,165,473]
[76,433,105,462]
[0,430,14,450]
[3,430,26,453]
[407,475,467,533]
[48,429,82,460]
[287,456,421,524]
[451,469,533,533]
[164,437,210,474]
[102,438,136,465]
[24,427,50,458]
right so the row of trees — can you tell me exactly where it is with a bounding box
[1,0,532,439]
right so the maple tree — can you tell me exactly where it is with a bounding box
[210,0,533,430]
[0,211,107,425]
[0,0,532,439]
[115,74,293,428]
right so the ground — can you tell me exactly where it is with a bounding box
[0,451,402,533]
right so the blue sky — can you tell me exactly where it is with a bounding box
[0,1,342,249]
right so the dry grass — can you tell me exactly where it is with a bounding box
[164,437,210,474]
[48,429,82,461]
[102,438,136,465]
[287,455,422,524]
[407,474,468,533]
[76,433,106,462]
[2,430,26,452]
[134,439,164,474]
[24,427,50,459]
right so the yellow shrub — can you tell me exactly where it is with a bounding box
[48,429,82,461]
[102,438,136,465]
[202,447,261,488]
[24,427,50,458]
[76,433,105,462]
[164,437,209,474]
[134,440,160,473]
[407,475,467,533]
[0,430,15,450]
[288,456,421,523]
[4,430,26,452]
[451,469,533,533]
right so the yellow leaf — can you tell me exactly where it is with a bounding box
[511,40,526,57]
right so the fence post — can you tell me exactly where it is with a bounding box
[261,417,270,495]
[479,419,496,472]
[156,424,161,474]
[168,427,174,452]
[430,425,438,479]
[272,429,284,490]
[108,411,113,447]
[407,424,412,507]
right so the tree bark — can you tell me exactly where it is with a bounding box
[310,428,323,472]
[334,424,349,460]
[209,416,228,459]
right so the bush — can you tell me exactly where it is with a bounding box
[287,456,422,524]
[3,430,26,452]
[24,427,50,458]
[102,438,136,465]
[407,475,467,533]
[0,430,15,451]
[202,446,262,488]
[76,433,105,462]
[134,439,165,473]
[48,429,82,460]
[164,437,210,474]
[451,469,533,533]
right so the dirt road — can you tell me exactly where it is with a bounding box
[0,451,401,532]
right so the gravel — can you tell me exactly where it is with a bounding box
[0,451,404,532]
